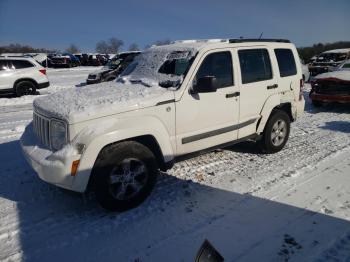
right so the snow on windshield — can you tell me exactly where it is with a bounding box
[119,45,197,87]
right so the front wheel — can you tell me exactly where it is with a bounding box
[15,81,36,96]
[93,141,158,211]
[260,110,290,153]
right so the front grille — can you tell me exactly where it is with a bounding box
[315,80,350,96]
[33,112,50,148]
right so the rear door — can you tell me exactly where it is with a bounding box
[236,47,278,138]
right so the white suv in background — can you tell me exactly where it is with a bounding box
[21,39,305,211]
[0,57,50,96]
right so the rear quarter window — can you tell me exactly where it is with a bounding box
[11,60,34,69]
[274,49,297,77]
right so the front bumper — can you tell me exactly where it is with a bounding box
[20,123,82,191]
[310,93,350,103]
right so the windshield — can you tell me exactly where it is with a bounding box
[120,47,196,88]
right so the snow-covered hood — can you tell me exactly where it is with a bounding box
[315,71,350,82]
[33,82,173,124]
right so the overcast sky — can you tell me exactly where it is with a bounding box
[0,0,349,52]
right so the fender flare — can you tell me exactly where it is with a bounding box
[256,94,281,134]
[70,117,175,192]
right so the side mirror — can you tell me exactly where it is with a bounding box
[195,239,224,262]
[192,76,218,94]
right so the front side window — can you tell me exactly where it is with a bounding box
[238,49,272,84]
[342,63,350,69]
[11,60,34,69]
[195,51,233,88]
[274,48,297,77]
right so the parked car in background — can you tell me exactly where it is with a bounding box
[51,53,80,68]
[87,54,101,66]
[308,48,350,76]
[21,39,304,211]
[0,57,49,96]
[86,51,140,84]
[329,59,350,72]
[310,71,350,106]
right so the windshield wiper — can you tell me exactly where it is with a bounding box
[130,79,152,87]
[159,80,181,88]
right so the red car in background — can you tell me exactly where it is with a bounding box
[310,71,350,107]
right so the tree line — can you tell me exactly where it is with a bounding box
[297,41,350,62]
[2,40,348,61]
[0,38,171,54]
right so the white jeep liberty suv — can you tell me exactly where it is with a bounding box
[21,39,305,211]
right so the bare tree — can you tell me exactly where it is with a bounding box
[95,41,109,53]
[108,37,124,53]
[65,44,80,54]
[128,43,139,51]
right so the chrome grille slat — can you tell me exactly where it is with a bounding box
[33,112,50,148]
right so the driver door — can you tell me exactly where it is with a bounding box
[175,49,240,155]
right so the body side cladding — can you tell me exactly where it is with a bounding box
[182,118,257,144]
[171,134,260,168]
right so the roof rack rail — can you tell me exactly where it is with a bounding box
[229,38,291,43]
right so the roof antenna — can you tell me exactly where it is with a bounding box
[259,32,263,39]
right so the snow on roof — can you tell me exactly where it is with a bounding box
[173,39,228,44]
[315,70,350,81]
[322,48,350,54]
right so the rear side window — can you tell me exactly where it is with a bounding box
[11,60,34,69]
[238,49,272,84]
[342,63,350,69]
[195,51,233,88]
[274,49,297,77]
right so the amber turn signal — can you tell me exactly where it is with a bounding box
[71,160,80,176]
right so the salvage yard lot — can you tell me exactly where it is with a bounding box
[0,68,350,261]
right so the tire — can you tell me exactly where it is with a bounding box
[312,100,323,107]
[260,110,290,154]
[15,81,36,97]
[93,141,158,211]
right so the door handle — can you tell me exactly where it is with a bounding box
[226,92,240,98]
[267,84,278,89]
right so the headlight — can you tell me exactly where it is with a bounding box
[50,120,67,151]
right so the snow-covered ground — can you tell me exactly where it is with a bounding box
[0,68,350,261]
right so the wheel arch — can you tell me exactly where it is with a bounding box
[13,78,38,90]
[70,119,175,193]
[257,94,294,134]
[86,135,167,192]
